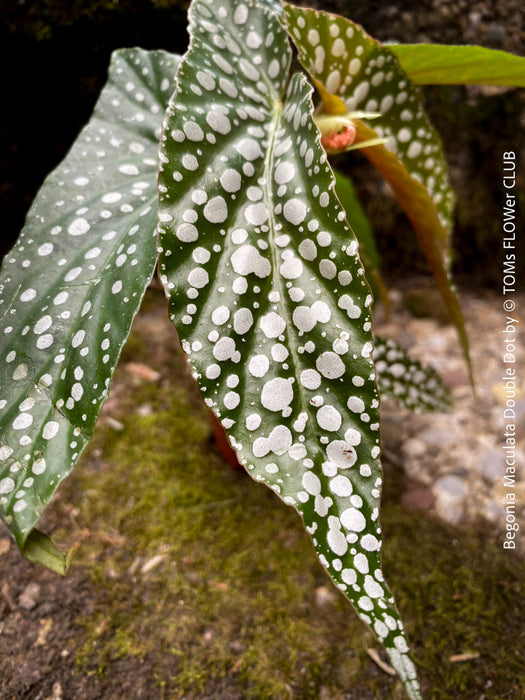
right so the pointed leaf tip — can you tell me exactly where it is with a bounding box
[157,0,420,695]
[21,529,70,575]
[0,48,181,551]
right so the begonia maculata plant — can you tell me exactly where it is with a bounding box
[1,0,524,696]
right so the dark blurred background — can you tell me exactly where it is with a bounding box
[0,0,523,288]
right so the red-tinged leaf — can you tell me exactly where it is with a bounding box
[353,120,473,385]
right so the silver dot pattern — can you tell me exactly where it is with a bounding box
[285,3,454,236]
[157,0,419,693]
[0,49,180,541]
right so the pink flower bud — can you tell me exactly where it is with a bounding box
[321,123,357,152]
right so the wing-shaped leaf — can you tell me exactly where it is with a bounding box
[389,44,525,87]
[0,48,180,560]
[374,337,451,413]
[284,3,473,387]
[157,0,420,696]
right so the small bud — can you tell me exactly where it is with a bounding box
[317,116,357,154]
[321,123,357,153]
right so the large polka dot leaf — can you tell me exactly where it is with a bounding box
[0,48,181,571]
[158,0,420,697]
[284,3,454,239]
[284,3,473,387]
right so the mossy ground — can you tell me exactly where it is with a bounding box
[48,289,525,699]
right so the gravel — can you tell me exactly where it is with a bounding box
[377,287,525,548]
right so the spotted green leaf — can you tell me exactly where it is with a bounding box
[284,3,454,239]
[253,0,284,14]
[374,337,451,413]
[157,0,419,696]
[0,48,181,561]
[284,3,473,387]
[389,44,525,87]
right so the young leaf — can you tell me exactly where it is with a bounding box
[0,48,180,562]
[284,3,473,387]
[284,2,454,242]
[157,0,420,696]
[388,44,525,87]
[374,337,451,413]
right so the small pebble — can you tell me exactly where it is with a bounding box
[104,416,125,431]
[468,11,482,29]
[230,640,245,654]
[315,585,337,607]
[401,487,435,511]
[402,438,426,459]
[418,428,457,451]
[136,403,154,416]
[140,554,166,574]
[433,476,468,525]
[18,582,41,610]
[477,449,506,481]
[44,682,63,700]
[124,362,161,382]
[485,22,506,44]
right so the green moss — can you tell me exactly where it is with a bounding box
[66,393,375,697]
[382,508,525,698]
[53,291,525,699]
